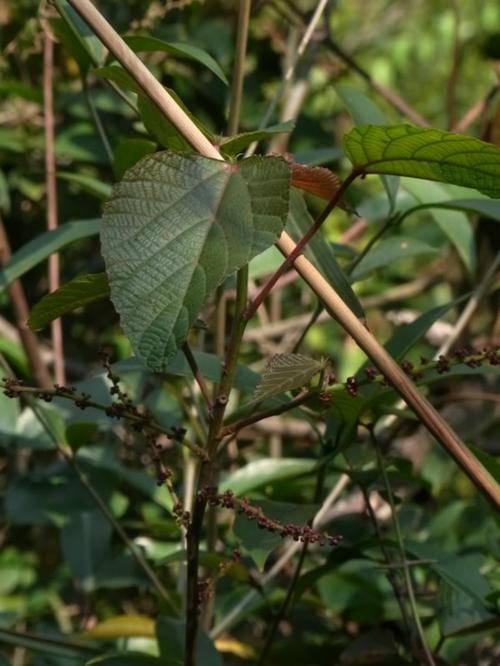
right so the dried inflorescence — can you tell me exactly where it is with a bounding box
[199,487,342,547]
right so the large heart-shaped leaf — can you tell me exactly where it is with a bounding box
[344,124,500,197]
[101,152,290,370]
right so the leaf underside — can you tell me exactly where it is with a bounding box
[101,152,290,371]
[344,124,500,198]
[252,353,325,402]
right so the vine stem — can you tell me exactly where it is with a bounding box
[369,426,436,666]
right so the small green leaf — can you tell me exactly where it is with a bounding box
[251,353,325,402]
[219,121,295,156]
[350,236,438,281]
[344,124,500,197]
[52,0,103,72]
[156,617,221,666]
[124,35,228,85]
[439,581,499,638]
[0,220,100,292]
[137,95,191,151]
[102,152,290,371]
[336,86,399,207]
[28,273,110,331]
[113,138,157,180]
[57,171,112,200]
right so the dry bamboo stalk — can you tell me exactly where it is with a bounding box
[67,0,500,509]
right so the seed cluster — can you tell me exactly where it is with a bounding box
[199,487,342,547]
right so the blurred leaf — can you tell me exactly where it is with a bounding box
[65,422,98,450]
[251,353,325,402]
[339,629,405,665]
[220,458,316,496]
[219,121,295,156]
[61,511,113,592]
[52,0,103,72]
[124,35,228,85]
[113,139,157,180]
[439,581,499,638]
[88,655,163,666]
[406,542,492,606]
[156,617,221,666]
[57,171,112,200]
[402,179,476,274]
[233,499,317,569]
[424,197,500,221]
[102,152,290,370]
[0,220,100,291]
[350,235,438,281]
[344,124,500,197]
[94,65,143,94]
[293,147,344,166]
[467,444,500,483]
[81,615,154,640]
[287,189,364,317]
[336,86,399,208]
[28,273,110,331]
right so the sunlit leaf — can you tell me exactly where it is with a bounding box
[81,615,155,640]
[102,152,290,370]
[344,124,500,197]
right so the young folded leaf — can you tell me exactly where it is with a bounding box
[101,152,290,371]
[344,124,500,198]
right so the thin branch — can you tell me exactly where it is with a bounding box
[43,26,65,386]
[446,0,461,130]
[370,426,436,666]
[452,83,500,134]
[0,217,52,388]
[82,78,114,164]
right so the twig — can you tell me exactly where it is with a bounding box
[369,426,436,666]
[452,84,500,134]
[43,26,65,386]
[82,78,114,164]
[0,217,52,388]
[347,213,399,274]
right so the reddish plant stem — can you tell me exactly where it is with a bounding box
[244,170,358,321]
[0,218,52,388]
[43,28,65,386]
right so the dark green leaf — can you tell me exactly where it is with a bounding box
[88,654,165,666]
[251,353,324,402]
[124,35,228,85]
[102,152,290,370]
[0,220,100,292]
[287,189,364,317]
[52,0,103,72]
[113,139,157,180]
[219,121,295,156]
[28,273,110,331]
[439,581,499,638]
[137,95,191,151]
[336,86,399,207]
[350,236,438,281]
[57,172,112,200]
[94,65,143,94]
[61,511,113,592]
[0,628,97,660]
[344,124,500,197]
